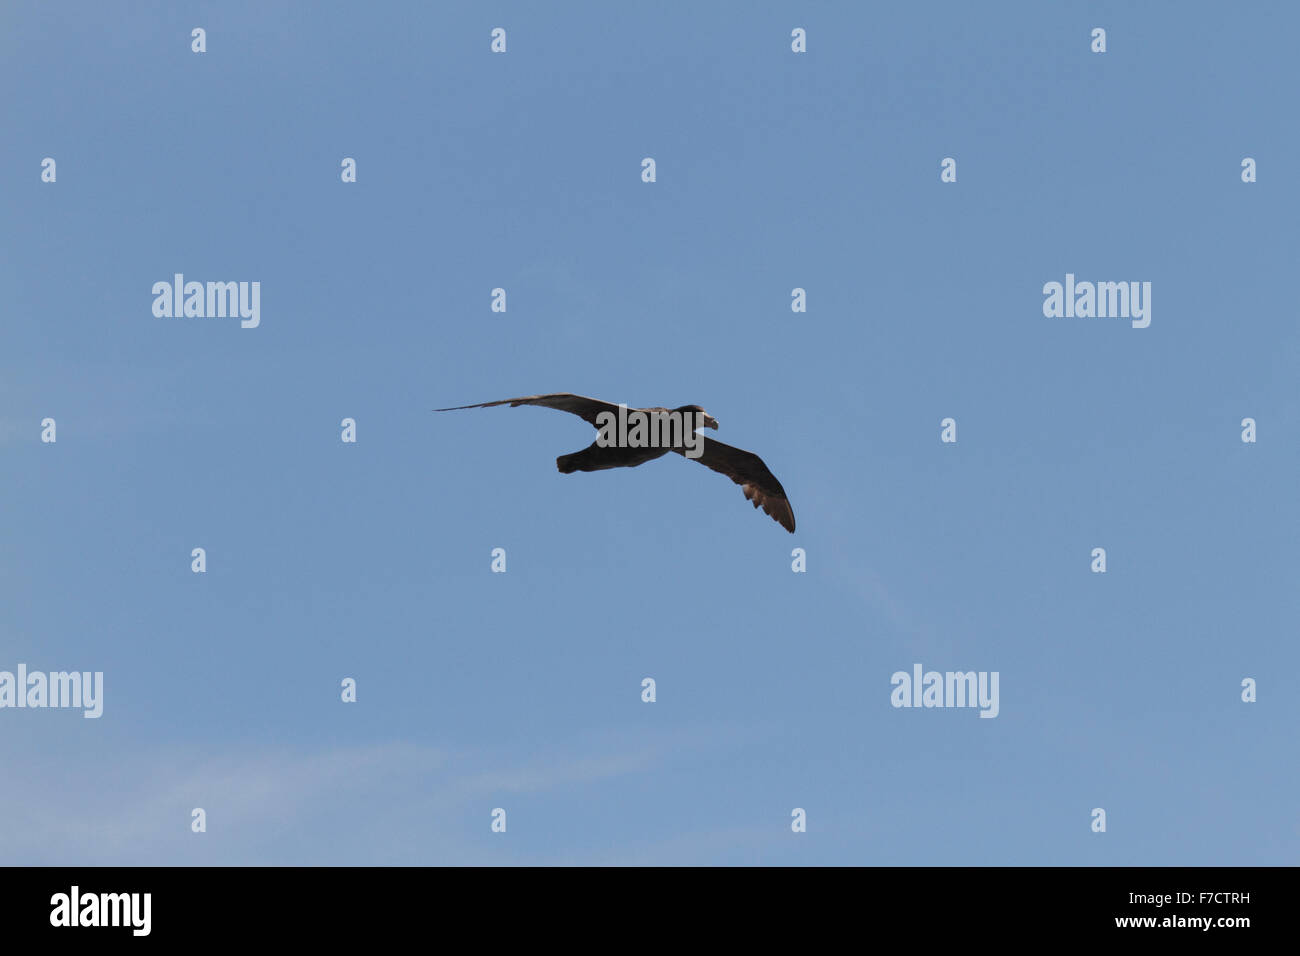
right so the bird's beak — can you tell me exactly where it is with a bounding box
[705,415,719,430]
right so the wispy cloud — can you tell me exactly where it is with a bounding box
[0,724,754,865]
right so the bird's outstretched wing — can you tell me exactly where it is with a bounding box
[434,393,622,429]
[675,437,796,533]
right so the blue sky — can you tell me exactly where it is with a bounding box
[2,1,1296,864]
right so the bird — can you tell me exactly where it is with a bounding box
[434,392,795,532]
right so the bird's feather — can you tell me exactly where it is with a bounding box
[674,437,796,533]
[434,393,622,428]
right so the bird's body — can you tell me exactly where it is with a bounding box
[435,392,796,532]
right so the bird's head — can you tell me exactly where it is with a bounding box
[678,405,719,430]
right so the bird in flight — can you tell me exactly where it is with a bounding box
[434,393,796,532]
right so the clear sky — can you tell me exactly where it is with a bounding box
[2,1,1296,865]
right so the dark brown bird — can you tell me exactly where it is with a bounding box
[434,393,795,532]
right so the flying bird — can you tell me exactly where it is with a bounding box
[434,392,795,532]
